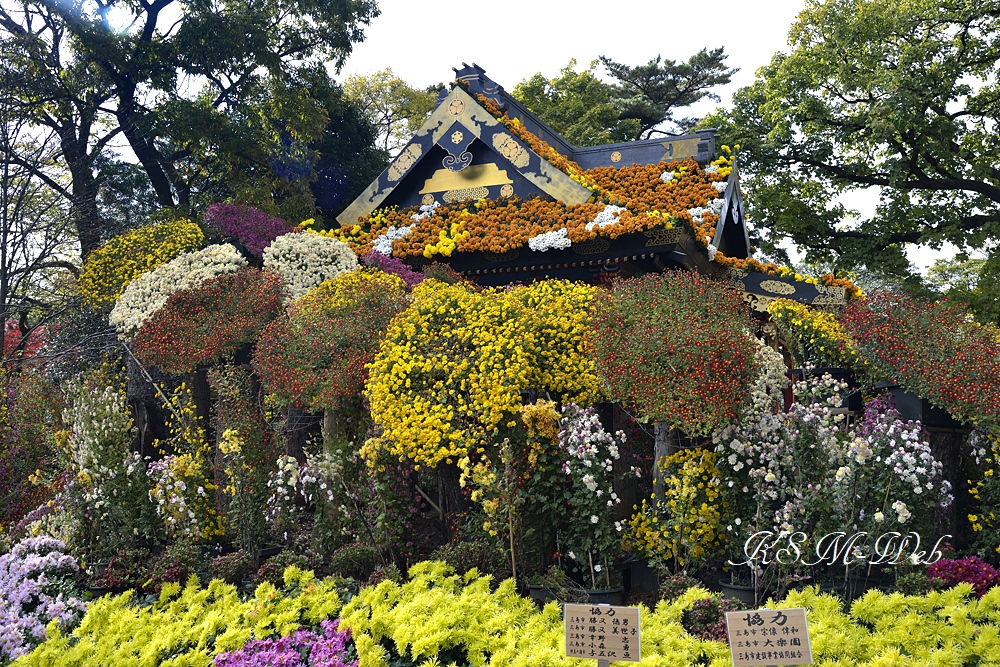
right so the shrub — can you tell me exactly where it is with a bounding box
[146,541,202,595]
[659,572,701,602]
[203,203,294,257]
[365,279,599,468]
[328,544,380,582]
[360,250,424,289]
[78,220,204,311]
[929,556,1000,598]
[256,552,315,588]
[109,243,246,338]
[590,271,760,436]
[92,547,152,591]
[841,290,1000,428]
[208,551,254,585]
[429,542,511,580]
[263,233,358,300]
[17,568,348,666]
[254,269,408,410]
[681,595,746,642]
[132,267,285,374]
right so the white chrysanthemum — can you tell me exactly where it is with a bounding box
[660,171,676,183]
[371,224,414,256]
[713,181,728,194]
[110,243,246,338]
[585,204,627,231]
[528,227,571,252]
[264,232,359,300]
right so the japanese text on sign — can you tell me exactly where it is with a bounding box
[725,608,813,666]
[564,604,641,663]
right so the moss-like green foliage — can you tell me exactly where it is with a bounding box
[341,562,1000,667]
[18,567,345,667]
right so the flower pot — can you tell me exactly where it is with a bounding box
[719,578,770,607]
[874,383,966,429]
[617,556,659,593]
[790,368,862,411]
[527,584,558,609]
[87,586,110,599]
[587,587,624,605]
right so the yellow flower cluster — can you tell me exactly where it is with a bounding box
[364,279,600,468]
[78,220,204,311]
[710,144,738,178]
[424,217,470,258]
[623,449,723,566]
[520,399,560,443]
[767,298,860,368]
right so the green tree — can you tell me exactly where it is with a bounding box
[512,59,639,146]
[0,0,379,258]
[710,0,1000,277]
[926,255,1000,325]
[600,49,736,139]
[343,68,438,153]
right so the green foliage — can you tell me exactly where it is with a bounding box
[328,543,381,582]
[512,59,640,146]
[600,49,736,138]
[927,255,1000,326]
[18,568,348,667]
[714,0,1000,276]
[343,68,438,153]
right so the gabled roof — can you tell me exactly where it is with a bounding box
[336,85,593,226]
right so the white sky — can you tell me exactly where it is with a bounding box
[338,0,959,274]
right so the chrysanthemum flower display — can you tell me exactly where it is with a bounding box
[78,219,204,311]
[589,270,760,436]
[109,243,247,338]
[364,278,599,468]
[132,268,286,375]
[841,289,1000,428]
[202,203,294,257]
[262,233,358,301]
[0,537,88,663]
[254,268,409,410]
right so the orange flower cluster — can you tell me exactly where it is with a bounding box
[339,158,723,258]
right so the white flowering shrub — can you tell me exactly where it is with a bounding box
[263,232,358,300]
[0,537,88,663]
[265,452,342,538]
[109,243,246,338]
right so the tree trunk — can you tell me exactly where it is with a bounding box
[653,421,676,499]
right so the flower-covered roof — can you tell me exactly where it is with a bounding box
[334,65,860,304]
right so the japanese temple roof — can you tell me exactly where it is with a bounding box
[333,65,860,306]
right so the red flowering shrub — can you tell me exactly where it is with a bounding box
[133,268,285,374]
[841,290,1000,428]
[3,321,45,360]
[928,556,1000,598]
[589,271,759,436]
[254,268,408,410]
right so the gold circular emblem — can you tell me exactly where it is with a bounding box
[451,130,464,144]
[499,184,514,198]
[448,99,465,116]
[610,151,622,163]
[421,194,436,206]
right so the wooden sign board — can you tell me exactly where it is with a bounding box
[725,608,812,666]
[564,603,641,663]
